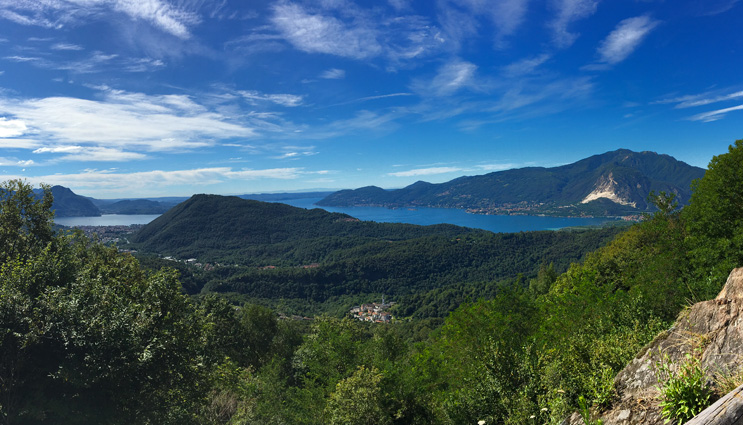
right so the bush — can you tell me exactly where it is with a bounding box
[655,353,713,424]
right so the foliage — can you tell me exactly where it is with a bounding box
[325,366,391,425]
[655,353,713,424]
[1,180,206,424]
[684,139,743,287]
[577,396,603,425]
[0,180,55,264]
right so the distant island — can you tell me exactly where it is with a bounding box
[318,149,705,217]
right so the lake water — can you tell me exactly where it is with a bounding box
[282,197,619,233]
[54,214,162,227]
[53,198,620,233]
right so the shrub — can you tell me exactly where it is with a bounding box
[655,353,713,424]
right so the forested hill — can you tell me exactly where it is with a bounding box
[47,185,101,217]
[130,193,482,263]
[318,149,705,216]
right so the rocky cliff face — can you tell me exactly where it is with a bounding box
[564,268,743,425]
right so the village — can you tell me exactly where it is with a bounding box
[348,299,395,323]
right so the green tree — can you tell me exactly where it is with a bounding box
[684,139,743,288]
[325,366,391,425]
[0,180,54,264]
[1,180,207,424]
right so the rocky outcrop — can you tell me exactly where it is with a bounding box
[564,268,743,425]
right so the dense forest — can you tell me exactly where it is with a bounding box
[2,139,742,424]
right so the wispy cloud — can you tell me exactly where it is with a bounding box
[51,42,84,51]
[271,147,318,159]
[656,90,743,108]
[113,0,200,39]
[388,166,462,177]
[436,0,529,49]
[550,0,599,48]
[3,51,165,74]
[331,92,413,107]
[271,2,382,59]
[0,156,34,167]
[587,15,660,68]
[0,0,201,38]
[413,59,477,96]
[0,166,326,197]
[0,88,258,156]
[267,2,443,67]
[502,54,552,77]
[239,90,304,107]
[33,146,147,162]
[320,68,346,79]
[687,104,743,122]
[692,0,741,16]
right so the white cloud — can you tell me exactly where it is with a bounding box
[550,0,599,48]
[4,51,164,74]
[0,117,27,137]
[51,42,84,51]
[271,146,317,159]
[239,90,304,107]
[414,60,477,97]
[0,88,257,153]
[0,157,34,166]
[502,54,551,77]
[33,145,147,162]
[0,0,200,38]
[656,90,743,108]
[436,0,529,49]
[0,166,317,196]
[320,68,345,79]
[388,166,462,177]
[687,104,743,122]
[271,2,382,59]
[112,0,200,39]
[477,163,518,172]
[593,15,660,66]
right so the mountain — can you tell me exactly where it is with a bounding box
[98,199,175,214]
[318,149,706,216]
[46,186,101,217]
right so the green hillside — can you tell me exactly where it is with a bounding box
[131,194,482,264]
[130,193,625,317]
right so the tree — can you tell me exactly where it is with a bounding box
[0,180,54,264]
[325,366,391,425]
[0,180,207,424]
[683,139,743,288]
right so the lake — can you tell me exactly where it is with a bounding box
[280,197,621,233]
[54,214,163,227]
[53,197,621,233]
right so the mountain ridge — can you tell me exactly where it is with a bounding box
[318,149,706,216]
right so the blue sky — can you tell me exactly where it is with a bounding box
[0,0,741,198]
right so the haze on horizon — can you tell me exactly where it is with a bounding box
[0,0,740,198]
